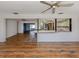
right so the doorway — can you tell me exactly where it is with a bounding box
[23,23,30,34]
[23,23,36,34]
[23,23,37,42]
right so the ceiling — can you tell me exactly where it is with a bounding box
[0,1,79,15]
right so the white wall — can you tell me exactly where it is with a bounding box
[6,19,17,37]
[0,17,6,42]
[37,16,79,42]
[15,14,79,42]
[18,21,23,33]
[0,13,79,42]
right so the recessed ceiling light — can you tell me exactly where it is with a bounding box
[13,12,19,15]
[58,12,63,14]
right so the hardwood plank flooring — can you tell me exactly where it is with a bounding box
[0,33,78,58]
[6,33,37,45]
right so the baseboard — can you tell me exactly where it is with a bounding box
[36,42,79,43]
[6,34,17,39]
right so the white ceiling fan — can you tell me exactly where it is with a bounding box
[40,1,74,13]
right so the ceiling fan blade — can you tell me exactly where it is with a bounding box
[40,1,52,6]
[51,1,61,6]
[59,3,74,7]
[55,1,61,4]
[52,8,55,13]
[41,7,52,13]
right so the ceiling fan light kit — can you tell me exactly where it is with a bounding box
[53,6,56,8]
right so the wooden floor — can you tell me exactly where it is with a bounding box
[6,33,37,45]
[0,33,79,58]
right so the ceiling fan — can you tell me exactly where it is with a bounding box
[40,1,74,13]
